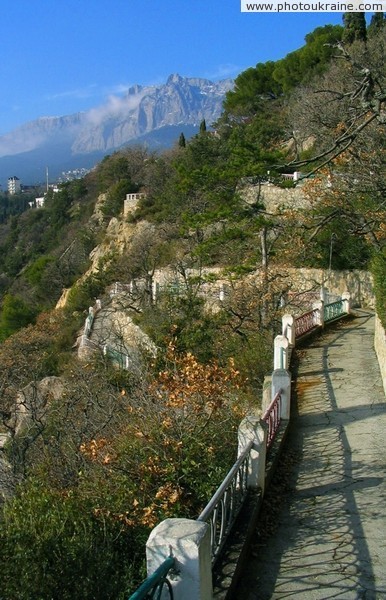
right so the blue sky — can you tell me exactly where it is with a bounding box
[0,1,346,135]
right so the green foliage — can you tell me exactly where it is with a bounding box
[24,255,55,286]
[102,178,139,217]
[138,291,225,363]
[0,345,242,599]
[0,19,383,599]
[0,293,37,341]
[193,225,252,267]
[0,192,33,223]
[224,61,282,116]
[304,221,372,270]
[215,330,273,393]
[43,186,73,228]
[97,150,147,194]
[223,25,343,119]
[0,481,141,600]
[0,175,99,313]
[368,12,385,36]
[273,25,343,92]
[137,132,239,225]
[372,247,386,328]
[342,12,367,44]
[65,273,110,314]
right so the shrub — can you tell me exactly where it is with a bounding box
[0,294,37,341]
[372,247,386,329]
[0,481,144,600]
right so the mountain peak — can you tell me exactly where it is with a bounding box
[166,73,186,86]
[0,74,234,184]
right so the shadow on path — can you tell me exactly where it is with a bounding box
[233,311,386,600]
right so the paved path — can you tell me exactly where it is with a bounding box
[235,310,386,600]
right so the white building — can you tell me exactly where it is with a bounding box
[124,192,146,216]
[8,176,21,195]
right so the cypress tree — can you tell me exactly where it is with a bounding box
[178,132,186,148]
[199,119,207,134]
[342,12,367,44]
[368,12,385,36]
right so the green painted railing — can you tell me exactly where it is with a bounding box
[129,556,175,600]
[324,299,344,323]
[104,346,129,369]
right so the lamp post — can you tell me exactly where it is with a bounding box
[329,232,337,278]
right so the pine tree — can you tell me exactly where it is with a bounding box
[342,12,367,44]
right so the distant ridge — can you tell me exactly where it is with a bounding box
[0,75,233,186]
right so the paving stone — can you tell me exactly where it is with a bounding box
[234,310,386,599]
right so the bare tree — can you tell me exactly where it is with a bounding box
[286,32,385,176]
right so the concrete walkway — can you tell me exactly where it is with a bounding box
[235,310,386,599]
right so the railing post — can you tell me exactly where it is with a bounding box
[320,285,327,303]
[152,280,159,304]
[146,518,213,600]
[271,369,291,420]
[238,417,267,494]
[312,300,324,328]
[282,314,295,347]
[262,375,272,413]
[274,335,289,370]
[342,291,351,314]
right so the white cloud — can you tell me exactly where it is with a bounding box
[203,64,242,80]
[0,129,45,157]
[86,90,147,126]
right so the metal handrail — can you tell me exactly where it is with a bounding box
[262,389,282,449]
[129,556,175,600]
[324,299,344,323]
[294,308,318,338]
[104,345,129,369]
[197,440,254,563]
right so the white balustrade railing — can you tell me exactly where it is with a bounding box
[197,440,253,564]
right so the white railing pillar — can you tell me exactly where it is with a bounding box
[151,280,159,304]
[262,375,272,413]
[274,335,289,370]
[146,518,213,600]
[238,417,268,494]
[282,314,295,347]
[320,285,327,303]
[342,291,351,314]
[272,369,291,420]
[312,300,324,328]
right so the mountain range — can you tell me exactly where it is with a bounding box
[0,74,233,187]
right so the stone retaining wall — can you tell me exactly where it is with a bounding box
[286,268,374,308]
[238,181,310,212]
[374,314,386,396]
